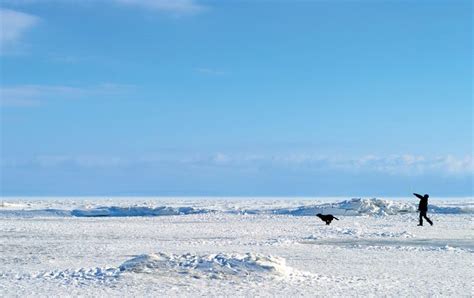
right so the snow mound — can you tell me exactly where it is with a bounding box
[24,252,301,285]
[335,198,416,215]
[71,206,210,217]
[119,252,294,279]
[37,267,121,282]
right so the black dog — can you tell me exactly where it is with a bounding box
[316,213,339,225]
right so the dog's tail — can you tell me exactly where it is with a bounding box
[334,217,339,220]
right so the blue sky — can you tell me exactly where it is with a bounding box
[0,0,472,196]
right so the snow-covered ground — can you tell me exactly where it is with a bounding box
[0,197,472,296]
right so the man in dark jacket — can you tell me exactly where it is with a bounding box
[413,193,433,226]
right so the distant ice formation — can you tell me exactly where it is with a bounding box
[270,198,417,216]
[0,198,472,218]
[71,206,209,217]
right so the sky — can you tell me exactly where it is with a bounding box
[0,0,472,197]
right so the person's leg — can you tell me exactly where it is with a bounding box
[419,212,423,226]
[424,214,433,226]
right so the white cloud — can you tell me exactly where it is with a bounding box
[0,83,134,107]
[0,8,39,53]
[2,0,206,15]
[113,0,205,15]
[0,1,203,52]
[436,155,473,175]
[37,155,125,168]
[184,153,474,176]
[2,153,472,177]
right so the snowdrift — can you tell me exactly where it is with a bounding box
[33,252,294,284]
[119,252,293,278]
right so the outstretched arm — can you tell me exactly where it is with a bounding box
[413,193,424,200]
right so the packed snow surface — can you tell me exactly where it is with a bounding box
[0,197,472,296]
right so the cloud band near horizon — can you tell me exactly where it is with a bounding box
[2,153,472,176]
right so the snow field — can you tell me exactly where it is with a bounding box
[0,198,472,296]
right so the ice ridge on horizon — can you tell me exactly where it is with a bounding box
[0,198,472,218]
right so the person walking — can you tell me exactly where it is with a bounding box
[413,193,433,226]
